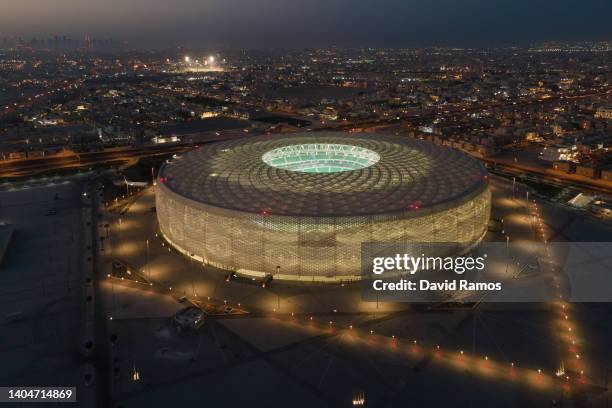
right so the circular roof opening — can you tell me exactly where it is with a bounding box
[262,143,380,173]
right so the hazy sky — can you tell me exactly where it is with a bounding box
[1,0,611,48]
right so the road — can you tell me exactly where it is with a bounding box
[484,158,612,196]
[0,130,266,178]
[0,145,190,178]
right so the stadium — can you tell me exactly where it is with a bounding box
[156,132,491,283]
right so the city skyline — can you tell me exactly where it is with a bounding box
[1,0,612,48]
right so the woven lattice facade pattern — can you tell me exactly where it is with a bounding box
[156,133,491,282]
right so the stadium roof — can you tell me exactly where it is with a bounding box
[158,132,488,217]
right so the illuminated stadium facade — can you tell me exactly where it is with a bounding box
[156,132,491,283]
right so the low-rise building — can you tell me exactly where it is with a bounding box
[540,144,578,162]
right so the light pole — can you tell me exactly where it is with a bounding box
[124,176,129,197]
[190,254,195,297]
[526,190,529,214]
[117,218,122,257]
[110,271,116,319]
[145,239,150,281]
[505,235,510,275]
[132,364,140,381]
[276,265,280,311]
